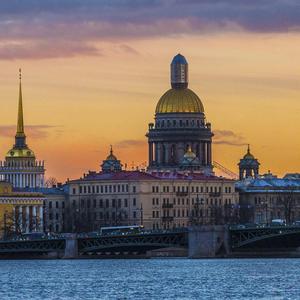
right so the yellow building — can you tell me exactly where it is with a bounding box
[0,181,44,238]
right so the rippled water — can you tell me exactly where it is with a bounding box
[0,259,299,299]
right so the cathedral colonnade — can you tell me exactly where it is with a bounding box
[148,141,212,167]
[14,205,44,233]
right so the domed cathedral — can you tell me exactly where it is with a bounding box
[238,145,260,180]
[0,70,45,188]
[146,54,213,174]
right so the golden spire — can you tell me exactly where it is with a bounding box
[16,68,25,138]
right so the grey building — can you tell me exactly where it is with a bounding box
[236,174,300,224]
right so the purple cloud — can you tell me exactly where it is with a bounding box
[0,1,299,59]
[213,129,247,146]
[0,125,60,139]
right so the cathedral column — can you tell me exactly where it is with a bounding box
[149,142,153,166]
[157,143,162,165]
[201,142,206,165]
[39,206,44,232]
[177,142,185,163]
[19,206,23,233]
[25,206,30,233]
[207,142,212,165]
[165,143,170,165]
[32,206,37,232]
[12,207,16,232]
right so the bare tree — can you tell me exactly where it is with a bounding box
[1,210,21,239]
[45,177,58,188]
[279,187,297,224]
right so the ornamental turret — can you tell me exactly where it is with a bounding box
[101,146,122,173]
[238,145,260,180]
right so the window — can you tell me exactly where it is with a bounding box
[124,198,128,207]
[99,199,103,208]
[118,199,121,208]
[56,213,59,220]
[133,186,136,193]
[133,198,136,206]
[112,199,116,208]
[106,199,109,208]
[49,201,52,209]
[62,202,65,209]
[56,201,59,209]
[93,199,97,208]
[72,188,76,195]
[133,211,137,219]
[79,186,82,194]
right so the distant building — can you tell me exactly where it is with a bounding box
[20,185,67,233]
[64,149,238,232]
[236,146,300,224]
[236,174,300,224]
[0,181,44,237]
[146,54,213,174]
[0,70,45,188]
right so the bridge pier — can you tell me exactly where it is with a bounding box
[188,226,230,258]
[63,234,78,259]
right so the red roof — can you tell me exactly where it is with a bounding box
[69,170,232,183]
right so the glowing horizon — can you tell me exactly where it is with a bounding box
[0,1,300,181]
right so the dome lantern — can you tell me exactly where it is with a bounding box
[171,53,188,89]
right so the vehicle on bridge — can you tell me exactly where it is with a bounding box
[271,219,286,226]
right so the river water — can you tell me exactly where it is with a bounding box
[0,259,299,299]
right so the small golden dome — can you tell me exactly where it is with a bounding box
[155,88,204,114]
[6,147,35,158]
[184,146,196,159]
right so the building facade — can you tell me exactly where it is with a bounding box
[64,149,238,232]
[0,181,44,237]
[236,174,300,224]
[146,54,213,174]
[0,71,45,188]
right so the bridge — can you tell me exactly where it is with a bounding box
[230,226,300,252]
[1,226,300,258]
[78,231,187,255]
[0,230,188,258]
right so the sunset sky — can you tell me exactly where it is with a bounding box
[0,1,300,181]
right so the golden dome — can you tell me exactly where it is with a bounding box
[184,146,196,159]
[6,147,35,159]
[155,88,204,114]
